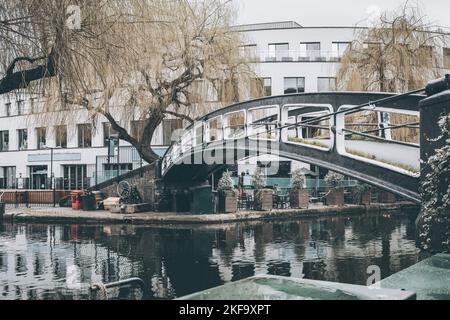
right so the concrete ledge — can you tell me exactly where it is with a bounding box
[3,202,419,226]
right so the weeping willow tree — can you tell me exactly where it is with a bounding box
[0,0,257,163]
[337,2,445,92]
[337,2,447,143]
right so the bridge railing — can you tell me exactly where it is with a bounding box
[335,104,420,176]
[161,92,423,179]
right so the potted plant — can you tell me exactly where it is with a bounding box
[290,169,309,209]
[252,168,273,211]
[353,182,372,205]
[217,171,237,213]
[325,171,345,206]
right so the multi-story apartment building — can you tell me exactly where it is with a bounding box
[236,21,450,96]
[1,21,449,190]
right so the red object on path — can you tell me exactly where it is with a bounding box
[71,191,84,210]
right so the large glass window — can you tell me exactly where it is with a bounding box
[55,125,67,148]
[77,124,92,148]
[300,42,321,59]
[36,127,46,150]
[444,48,450,69]
[63,165,88,190]
[332,42,351,58]
[317,77,337,92]
[284,77,305,94]
[0,166,16,189]
[18,129,28,150]
[0,131,9,151]
[30,165,48,190]
[268,43,290,61]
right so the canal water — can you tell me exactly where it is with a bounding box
[0,211,420,300]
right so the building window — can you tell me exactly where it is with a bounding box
[17,100,25,115]
[63,165,88,190]
[267,43,290,61]
[332,42,351,58]
[444,48,450,69]
[103,163,133,178]
[284,77,305,94]
[55,125,67,148]
[4,102,11,117]
[317,77,337,92]
[163,119,183,146]
[30,165,48,190]
[36,127,46,150]
[0,166,16,189]
[250,78,272,98]
[18,129,28,150]
[0,131,9,152]
[0,131,9,153]
[300,42,321,60]
[103,122,119,147]
[77,124,92,148]
[263,78,272,96]
[240,44,258,61]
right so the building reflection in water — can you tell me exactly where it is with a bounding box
[0,212,420,300]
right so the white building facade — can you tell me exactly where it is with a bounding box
[1,21,449,190]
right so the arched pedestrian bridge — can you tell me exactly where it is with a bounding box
[161,92,426,203]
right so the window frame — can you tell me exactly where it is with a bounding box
[268,43,290,60]
[77,123,92,148]
[317,77,337,92]
[284,77,306,94]
[0,130,9,152]
[55,125,67,148]
[17,129,28,151]
[36,127,47,150]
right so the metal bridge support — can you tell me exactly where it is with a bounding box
[417,75,450,251]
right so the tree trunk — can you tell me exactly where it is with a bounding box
[135,111,165,164]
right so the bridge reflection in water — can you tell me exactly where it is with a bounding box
[0,212,419,300]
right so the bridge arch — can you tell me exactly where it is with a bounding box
[161,92,425,203]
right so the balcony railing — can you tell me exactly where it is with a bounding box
[243,50,344,63]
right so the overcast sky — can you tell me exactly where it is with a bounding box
[233,0,450,29]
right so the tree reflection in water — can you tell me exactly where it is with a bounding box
[0,211,420,300]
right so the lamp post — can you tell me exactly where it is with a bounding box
[110,134,120,181]
[46,146,61,207]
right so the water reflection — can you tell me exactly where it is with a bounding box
[0,212,420,300]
